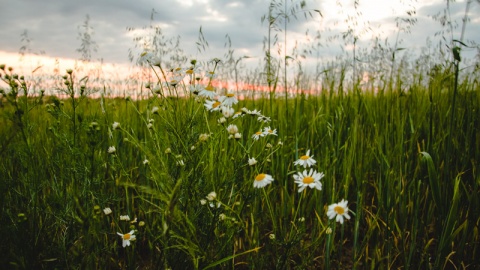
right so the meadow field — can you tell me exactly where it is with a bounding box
[1,2,480,269]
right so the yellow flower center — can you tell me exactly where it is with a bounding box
[303,176,314,184]
[300,155,309,160]
[212,101,221,108]
[255,174,266,181]
[123,233,131,240]
[226,93,235,97]
[255,131,262,135]
[205,85,215,91]
[186,69,194,74]
[268,129,273,133]
[334,206,345,215]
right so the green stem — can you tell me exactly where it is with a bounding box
[262,188,277,233]
[325,222,334,270]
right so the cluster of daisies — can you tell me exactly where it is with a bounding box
[141,56,277,142]
[292,149,323,192]
[175,59,279,158]
[162,60,355,229]
[110,57,351,249]
[252,149,351,225]
[252,149,322,191]
[108,56,278,166]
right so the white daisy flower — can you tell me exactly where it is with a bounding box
[140,52,161,66]
[117,230,136,248]
[108,146,116,154]
[232,111,244,119]
[221,106,235,118]
[327,199,351,224]
[168,75,184,87]
[151,106,159,114]
[263,126,277,136]
[189,84,203,95]
[206,191,217,201]
[247,109,261,115]
[199,84,216,99]
[152,86,162,94]
[234,132,242,139]
[293,149,316,168]
[226,124,239,135]
[184,65,202,76]
[170,67,184,75]
[150,56,162,67]
[248,157,257,166]
[253,173,274,188]
[199,133,210,142]
[205,71,217,79]
[103,207,112,215]
[218,93,238,107]
[252,130,265,140]
[112,122,120,130]
[204,100,222,112]
[257,115,271,123]
[138,52,155,65]
[293,169,324,192]
[119,215,130,221]
[210,201,221,208]
[217,117,227,124]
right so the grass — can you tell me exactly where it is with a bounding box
[0,55,479,269]
[1,1,480,267]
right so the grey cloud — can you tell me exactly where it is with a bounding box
[0,0,478,69]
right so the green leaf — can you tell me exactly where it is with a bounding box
[202,247,261,270]
[420,152,443,214]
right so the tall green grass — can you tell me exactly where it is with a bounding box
[1,2,480,267]
[0,55,479,269]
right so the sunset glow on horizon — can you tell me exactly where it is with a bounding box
[1,0,479,97]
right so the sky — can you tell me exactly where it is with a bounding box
[0,0,479,82]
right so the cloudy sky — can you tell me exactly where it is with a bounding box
[0,0,479,75]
